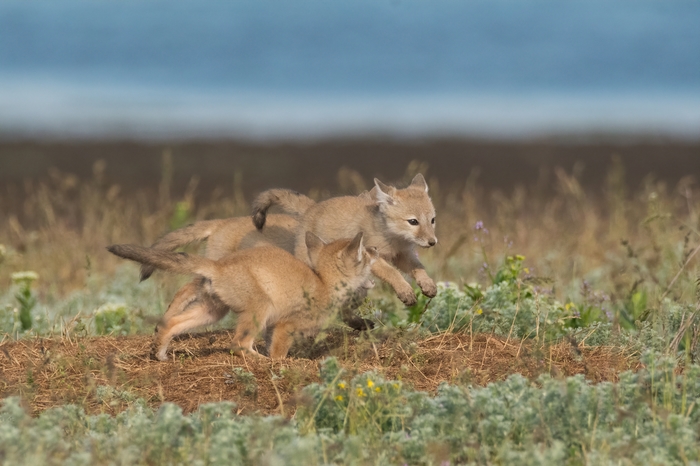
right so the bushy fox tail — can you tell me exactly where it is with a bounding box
[252,189,316,230]
[140,220,223,282]
[108,244,217,280]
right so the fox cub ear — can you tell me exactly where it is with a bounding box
[374,178,396,206]
[344,232,364,263]
[410,173,429,192]
[305,232,326,266]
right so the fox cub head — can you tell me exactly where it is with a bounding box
[373,174,437,248]
[305,231,377,298]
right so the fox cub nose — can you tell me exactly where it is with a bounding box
[428,239,437,247]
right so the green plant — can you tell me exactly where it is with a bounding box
[493,254,527,286]
[169,200,193,230]
[95,385,138,407]
[225,367,258,398]
[298,357,410,437]
[417,259,574,342]
[11,271,38,331]
[93,303,132,335]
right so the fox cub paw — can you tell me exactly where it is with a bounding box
[418,277,438,298]
[397,288,418,307]
[154,347,169,362]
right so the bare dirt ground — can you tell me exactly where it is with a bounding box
[0,330,639,417]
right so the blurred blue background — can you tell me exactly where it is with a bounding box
[1,0,699,139]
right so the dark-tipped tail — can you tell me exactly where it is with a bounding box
[140,220,221,281]
[108,244,216,279]
[251,189,316,230]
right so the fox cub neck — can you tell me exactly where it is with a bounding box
[307,231,377,306]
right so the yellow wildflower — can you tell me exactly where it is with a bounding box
[476,308,483,315]
[367,379,374,388]
[335,395,344,401]
[337,382,346,389]
[393,383,400,390]
[516,255,525,261]
[375,387,381,392]
[356,388,366,397]
[523,268,530,274]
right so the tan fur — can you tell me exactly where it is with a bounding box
[251,188,317,230]
[253,174,438,304]
[108,233,375,361]
[139,190,374,331]
[140,214,299,281]
[141,190,368,280]
[141,188,377,279]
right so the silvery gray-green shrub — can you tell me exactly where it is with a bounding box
[2,353,700,465]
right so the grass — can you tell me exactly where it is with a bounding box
[2,156,700,464]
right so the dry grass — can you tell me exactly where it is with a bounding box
[1,156,698,303]
[0,329,639,416]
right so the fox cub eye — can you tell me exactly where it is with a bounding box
[431,217,435,225]
[407,219,419,226]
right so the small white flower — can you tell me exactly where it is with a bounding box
[11,271,39,286]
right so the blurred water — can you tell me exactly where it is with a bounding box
[0,0,699,139]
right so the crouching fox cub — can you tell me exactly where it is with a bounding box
[108,232,375,361]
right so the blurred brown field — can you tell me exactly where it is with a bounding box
[1,139,700,305]
[2,139,700,197]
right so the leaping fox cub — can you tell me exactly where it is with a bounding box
[108,232,375,361]
[253,173,438,304]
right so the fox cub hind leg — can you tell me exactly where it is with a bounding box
[154,292,229,361]
[229,310,268,358]
[158,279,201,329]
[154,286,269,361]
[267,320,299,359]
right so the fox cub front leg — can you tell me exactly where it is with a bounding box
[370,257,418,306]
[395,251,437,298]
[413,269,437,298]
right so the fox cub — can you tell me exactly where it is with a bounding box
[253,174,438,305]
[108,232,375,361]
